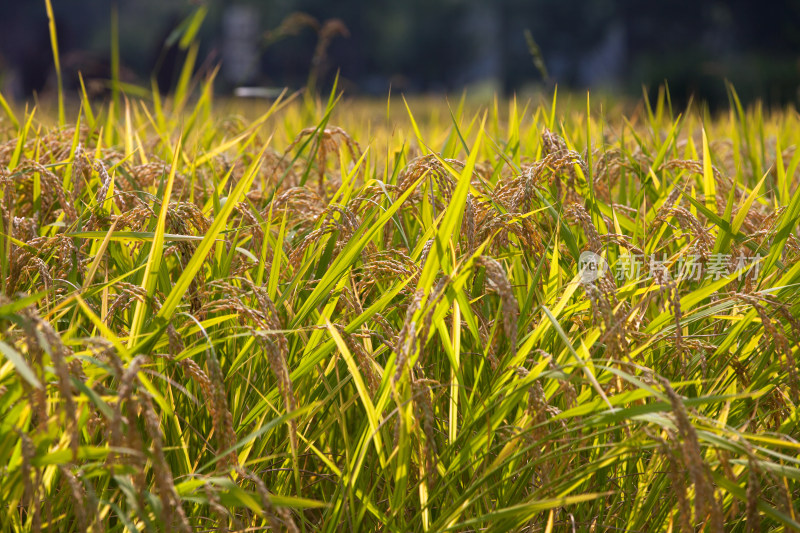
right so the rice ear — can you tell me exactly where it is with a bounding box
[475,256,518,349]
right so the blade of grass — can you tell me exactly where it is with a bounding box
[128,134,183,345]
[43,0,64,126]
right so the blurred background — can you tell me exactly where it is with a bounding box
[2,0,800,108]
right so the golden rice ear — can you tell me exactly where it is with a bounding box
[746,456,762,533]
[237,465,299,533]
[660,431,693,533]
[203,340,239,469]
[284,126,361,189]
[475,255,518,350]
[140,392,192,532]
[411,376,438,484]
[662,380,724,532]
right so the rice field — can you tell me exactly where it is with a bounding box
[1,77,799,532]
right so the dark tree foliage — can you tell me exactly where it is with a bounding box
[1,0,799,106]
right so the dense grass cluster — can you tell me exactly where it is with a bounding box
[1,80,799,532]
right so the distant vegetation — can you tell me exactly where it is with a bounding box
[2,0,799,106]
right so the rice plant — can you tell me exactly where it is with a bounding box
[0,71,799,531]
